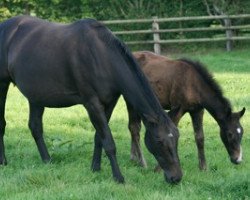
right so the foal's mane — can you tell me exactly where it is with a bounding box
[178,58,232,113]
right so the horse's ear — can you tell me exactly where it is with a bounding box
[239,107,246,118]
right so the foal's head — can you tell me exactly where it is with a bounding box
[144,113,182,184]
[220,107,245,164]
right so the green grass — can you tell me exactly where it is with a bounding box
[1,49,250,200]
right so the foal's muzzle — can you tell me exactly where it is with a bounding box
[230,146,243,164]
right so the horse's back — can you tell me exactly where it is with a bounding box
[2,16,119,107]
[133,51,203,109]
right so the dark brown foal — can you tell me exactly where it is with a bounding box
[126,51,245,170]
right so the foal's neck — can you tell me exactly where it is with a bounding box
[204,94,231,125]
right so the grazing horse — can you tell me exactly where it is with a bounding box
[127,51,245,170]
[0,16,182,183]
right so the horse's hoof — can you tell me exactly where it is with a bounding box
[0,160,7,166]
[199,161,207,171]
[130,156,147,168]
[92,166,101,172]
[139,160,147,168]
[199,165,207,171]
[114,175,125,184]
[0,157,7,166]
[43,158,52,164]
[91,162,101,172]
[154,165,162,173]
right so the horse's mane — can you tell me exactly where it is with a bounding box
[178,58,232,113]
[90,20,164,116]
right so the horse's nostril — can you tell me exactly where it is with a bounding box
[230,157,242,164]
[170,176,182,184]
[165,174,182,184]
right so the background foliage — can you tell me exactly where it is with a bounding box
[1,0,250,52]
[1,0,250,22]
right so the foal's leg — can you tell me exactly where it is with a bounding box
[91,98,118,172]
[168,106,184,126]
[0,82,10,165]
[86,97,124,183]
[126,102,147,167]
[28,103,51,163]
[190,109,206,170]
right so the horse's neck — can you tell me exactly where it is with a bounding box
[119,68,163,123]
[123,83,162,121]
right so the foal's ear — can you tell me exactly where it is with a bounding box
[168,106,181,120]
[233,107,246,119]
[238,107,246,118]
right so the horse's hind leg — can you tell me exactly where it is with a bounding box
[190,109,207,170]
[87,97,124,183]
[28,102,51,163]
[126,102,147,167]
[0,82,10,165]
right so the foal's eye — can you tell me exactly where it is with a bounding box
[227,131,234,139]
[168,133,174,138]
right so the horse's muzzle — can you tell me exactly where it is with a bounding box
[164,171,182,184]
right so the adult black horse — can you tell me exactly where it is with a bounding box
[0,16,182,183]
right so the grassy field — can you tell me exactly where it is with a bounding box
[0,49,250,200]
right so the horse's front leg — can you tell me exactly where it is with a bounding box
[86,97,124,183]
[126,102,147,167]
[0,82,10,165]
[190,109,207,170]
[91,98,118,172]
[28,102,51,163]
[91,132,103,172]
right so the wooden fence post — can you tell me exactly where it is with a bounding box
[152,17,161,54]
[224,16,233,51]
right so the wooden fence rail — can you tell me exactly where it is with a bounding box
[102,14,250,54]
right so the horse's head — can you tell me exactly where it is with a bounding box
[220,107,245,164]
[144,113,182,184]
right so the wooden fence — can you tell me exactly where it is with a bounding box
[103,14,250,54]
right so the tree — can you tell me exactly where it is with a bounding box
[0,0,92,22]
[203,0,250,50]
